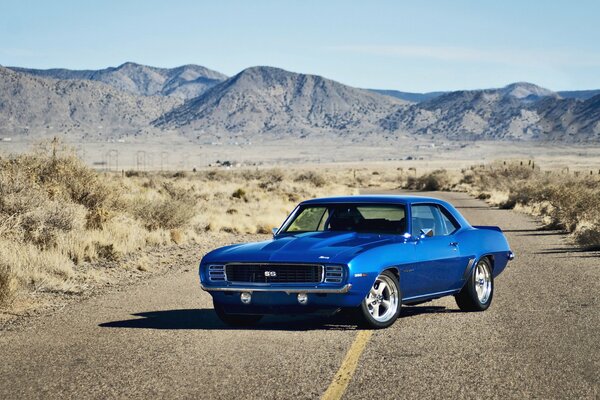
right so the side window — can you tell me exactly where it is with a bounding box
[437,205,460,235]
[411,204,459,237]
[411,205,437,237]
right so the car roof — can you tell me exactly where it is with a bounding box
[300,195,449,206]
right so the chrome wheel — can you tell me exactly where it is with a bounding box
[474,261,492,304]
[365,274,399,323]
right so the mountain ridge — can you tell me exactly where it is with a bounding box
[154,66,406,136]
[9,62,227,100]
[2,63,599,142]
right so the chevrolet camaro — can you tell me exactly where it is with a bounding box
[199,195,514,328]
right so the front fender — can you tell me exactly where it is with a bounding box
[346,241,413,307]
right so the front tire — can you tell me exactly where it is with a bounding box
[213,300,263,326]
[356,271,401,329]
[455,258,494,312]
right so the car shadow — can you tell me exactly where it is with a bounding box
[401,305,460,317]
[99,309,355,331]
[99,305,457,331]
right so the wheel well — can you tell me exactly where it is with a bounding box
[382,267,400,282]
[481,255,495,272]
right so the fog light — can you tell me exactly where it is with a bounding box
[297,293,308,305]
[240,292,252,304]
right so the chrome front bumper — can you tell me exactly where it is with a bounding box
[200,283,352,295]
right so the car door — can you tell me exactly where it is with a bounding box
[408,204,466,297]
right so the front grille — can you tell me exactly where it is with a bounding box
[225,263,323,284]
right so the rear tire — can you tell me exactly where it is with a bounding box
[213,300,263,326]
[455,258,493,312]
[356,271,401,329]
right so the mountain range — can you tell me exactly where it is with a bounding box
[1,62,599,142]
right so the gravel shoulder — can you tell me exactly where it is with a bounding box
[0,191,598,399]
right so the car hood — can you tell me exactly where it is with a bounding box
[202,231,395,265]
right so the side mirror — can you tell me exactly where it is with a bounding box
[420,228,434,238]
[272,227,278,238]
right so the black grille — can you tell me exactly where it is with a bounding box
[225,264,322,284]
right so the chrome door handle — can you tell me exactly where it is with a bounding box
[449,242,459,246]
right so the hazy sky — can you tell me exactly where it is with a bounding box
[1,0,599,92]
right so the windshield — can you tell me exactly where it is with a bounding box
[282,204,406,235]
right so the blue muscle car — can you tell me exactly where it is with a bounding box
[199,195,514,328]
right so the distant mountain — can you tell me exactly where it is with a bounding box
[536,94,600,138]
[380,82,600,141]
[0,66,180,137]
[369,89,446,103]
[557,89,600,100]
[154,66,406,136]
[9,62,227,100]
[1,63,599,142]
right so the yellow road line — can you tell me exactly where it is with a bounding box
[321,330,373,400]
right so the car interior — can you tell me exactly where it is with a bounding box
[327,206,406,234]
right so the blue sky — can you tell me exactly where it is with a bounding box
[1,0,598,92]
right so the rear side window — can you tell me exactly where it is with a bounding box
[411,204,459,237]
[437,206,460,235]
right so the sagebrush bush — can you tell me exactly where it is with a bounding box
[0,262,18,307]
[405,169,452,191]
[133,198,196,230]
[294,171,326,187]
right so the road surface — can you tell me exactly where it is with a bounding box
[0,191,598,399]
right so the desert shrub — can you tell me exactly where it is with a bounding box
[294,171,326,187]
[232,188,246,199]
[85,207,110,229]
[172,171,188,179]
[125,170,146,177]
[0,262,18,307]
[134,198,195,230]
[258,168,285,190]
[21,202,84,249]
[205,169,228,181]
[573,222,600,250]
[405,169,452,191]
[95,243,118,261]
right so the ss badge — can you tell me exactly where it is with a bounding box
[264,271,277,277]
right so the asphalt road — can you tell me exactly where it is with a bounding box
[1,192,598,399]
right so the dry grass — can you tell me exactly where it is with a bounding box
[0,146,369,310]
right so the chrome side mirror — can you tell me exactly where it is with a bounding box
[271,227,278,238]
[420,228,434,238]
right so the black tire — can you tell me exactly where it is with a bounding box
[455,258,494,312]
[355,270,402,329]
[213,300,263,326]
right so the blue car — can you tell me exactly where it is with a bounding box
[199,195,514,328]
